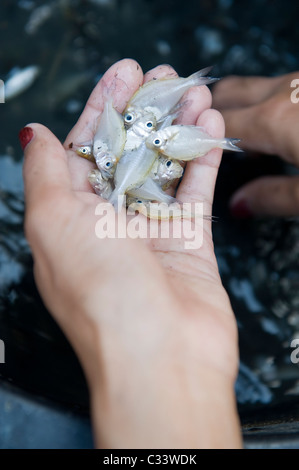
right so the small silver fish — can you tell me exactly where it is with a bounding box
[151,156,184,189]
[73,144,95,162]
[146,125,242,160]
[128,177,176,204]
[124,67,218,123]
[96,153,117,180]
[88,169,113,199]
[126,199,194,220]
[93,99,126,164]
[109,142,158,209]
[124,112,157,151]
[4,65,40,101]
[126,199,214,221]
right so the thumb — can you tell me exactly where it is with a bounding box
[21,123,72,209]
[230,175,299,218]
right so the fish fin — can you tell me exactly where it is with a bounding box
[162,101,185,124]
[156,193,177,204]
[108,191,126,212]
[128,199,218,221]
[190,67,220,87]
[157,108,182,129]
[197,65,214,76]
[165,199,218,221]
[220,138,243,153]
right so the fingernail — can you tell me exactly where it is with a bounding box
[18,127,34,151]
[230,199,253,219]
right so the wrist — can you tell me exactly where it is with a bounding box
[89,358,242,449]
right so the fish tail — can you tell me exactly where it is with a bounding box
[108,190,126,211]
[219,138,243,153]
[189,67,220,87]
[139,200,216,221]
[158,193,177,204]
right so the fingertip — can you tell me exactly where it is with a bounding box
[98,58,144,112]
[229,197,253,219]
[19,125,34,151]
[143,64,178,83]
[65,59,144,147]
[23,123,71,206]
[106,58,144,111]
[196,108,225,139]
[117,58,144,80]
[20,122,50,151]
[22,123,63,171]
[229,176,299,218]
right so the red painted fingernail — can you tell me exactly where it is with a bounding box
[18,127,34,151]
[230,199,253,219]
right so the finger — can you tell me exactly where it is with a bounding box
[175,85,212,125]
[65,58,143,147]
[65,59,144,191]
[143,64,178,83]
[220,105,276,155]
[177,109,225,213]
[212,75,284,110]
[23,123,72,209]
[230,175,299,218]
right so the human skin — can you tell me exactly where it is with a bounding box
[212,72,299,217]
[22,59,242,448]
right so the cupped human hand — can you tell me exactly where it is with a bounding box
[22,59,241,448]
[213,72,299,217]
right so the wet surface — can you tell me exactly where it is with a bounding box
[0,381,93,449]
[1,0,299,443]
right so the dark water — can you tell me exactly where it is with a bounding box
[0,0,299,419]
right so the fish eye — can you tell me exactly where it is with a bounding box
[105,161,111,168]
[80,146,90,154]
[153,138,162,147]
[166,160,172,168]
[146,121,153,128]
[137,200,143,204]
[124,112,134,123]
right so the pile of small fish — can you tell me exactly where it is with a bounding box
[73,66,241,218]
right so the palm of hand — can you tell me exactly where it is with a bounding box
[24,59,238,382]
